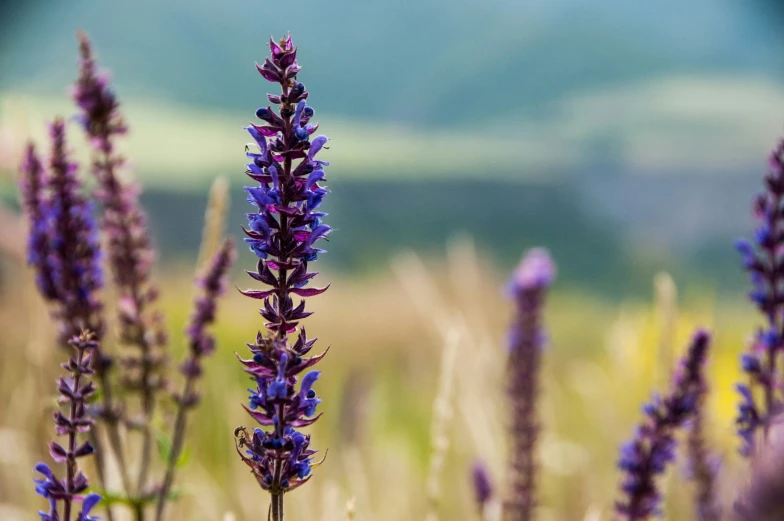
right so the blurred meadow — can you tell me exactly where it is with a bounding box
[2,0,784,520]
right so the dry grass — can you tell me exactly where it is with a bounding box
[0,237,759,521]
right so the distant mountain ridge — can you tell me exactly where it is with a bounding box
[1,0,782,127]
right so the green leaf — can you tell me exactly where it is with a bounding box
[155,430,190,467]
[92,489,136,507]
[155,430,173,463]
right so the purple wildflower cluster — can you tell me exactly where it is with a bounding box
[735,139,784,456]
[614,329,711,521]
[20,120,103,343]
[233,34,331,520]
[19,32,235,521]
[19,107,106,521]
[503,249,555,521]
[34,332,102,521]
[73,32,168,451]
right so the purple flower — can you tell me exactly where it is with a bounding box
[153,238,236,521]
[615,329,711,521]
[18,119,104,343]
[503,248,555,521]
[19,143,58,301]
[32,332,101,521]
[73,32,165,388]
[72,31,127,154]
[76,494,102,521]
[73,33,166,498]
[183,238,237,370]
[234,34,330,520]
[735,138,784,455]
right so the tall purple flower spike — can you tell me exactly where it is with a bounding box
[19,119,104,343]
[73,32,165,495]
[20,143,58,301]
[154,238,236,521]
[614,329,711,521]
[503,248,555,521]
[33,332,102,521]
[735,139,784,456]
[233,33,331,521]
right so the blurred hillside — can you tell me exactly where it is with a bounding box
[3,0,784,125]
[1,0,782,295]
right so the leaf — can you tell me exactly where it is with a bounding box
[155,430,190,468]
[156,430,173,463]
[92,489,136,507]
[289,285,330,297]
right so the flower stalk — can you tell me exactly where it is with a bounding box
[614,329,712,521]
[233,33,332,521]
[503,248,556,521]
[154,238,235,521]
[73,31,164,503]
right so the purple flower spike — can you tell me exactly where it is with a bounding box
[154,238,236,521]
[735,138,784,456]
[234,34,332,521]
[614,329,712,521]
[503,248,555,521]
[184,238,237,366]
[510,248,556,291]
[19,142,58,301]
[76,493,102,521]
[31,331,101,521]
[74,33,166,495]
[18,119,105,343]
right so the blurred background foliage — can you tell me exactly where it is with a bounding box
[0,0,782,520]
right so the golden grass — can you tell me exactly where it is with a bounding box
[0,239,760,521]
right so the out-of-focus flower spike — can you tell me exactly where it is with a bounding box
[736,138,784,456]
[614,329,712,521]
[19,142,59,300]
[32,331,101,521]
[503,248,555,521]
[154,238,235,521]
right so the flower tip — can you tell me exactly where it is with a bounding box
[511,247,556,291]
[471,460,493,506]
[33,462,52,477]
[82,493,101,513]
[693,327,711,344]
[734,238,754,255]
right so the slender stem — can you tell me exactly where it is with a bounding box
[153,377,195,521]
[136,331,155,496]
[95,364,132,494]
[134,501,145,521]
[268,92,293,521]
[87,147,132,495]
[89,430,116,521]
[64,345,87,521]
[95,146,157,499]
[271,492,284,521]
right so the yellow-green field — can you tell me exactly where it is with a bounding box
[0,235,759,521]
